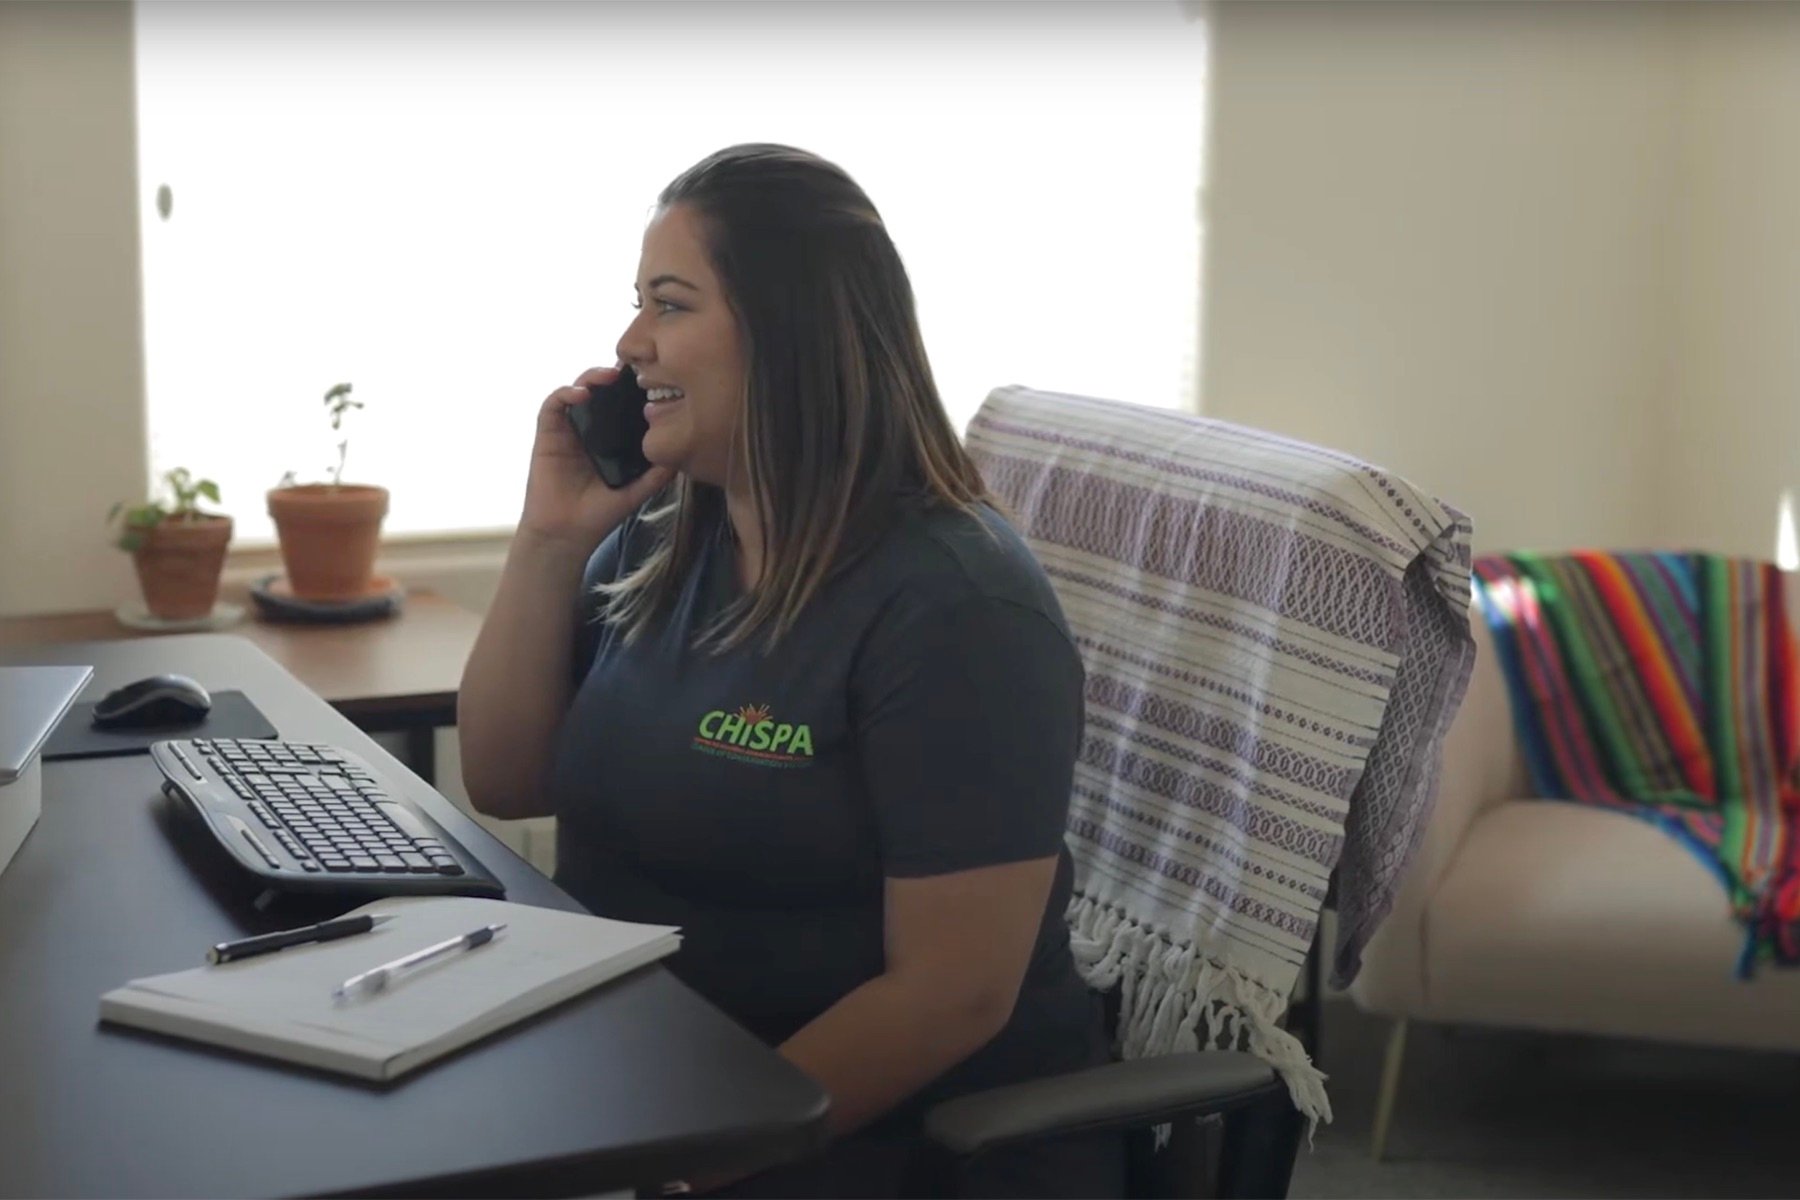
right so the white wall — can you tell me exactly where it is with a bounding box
[1663,3,1800,560]
[0,1,148,615]
[1201,0,1681,555]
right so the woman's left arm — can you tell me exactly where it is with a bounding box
[779,855,1059,1136]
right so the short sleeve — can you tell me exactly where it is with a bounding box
[853,594,1085,878]
[571,518,635,685]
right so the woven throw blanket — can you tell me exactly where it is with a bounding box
[1474,551,1800,971]
[965,386,1476,1122]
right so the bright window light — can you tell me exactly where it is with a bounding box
[135,1,1208,543]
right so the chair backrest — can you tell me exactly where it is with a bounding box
[963,384,1476,1124]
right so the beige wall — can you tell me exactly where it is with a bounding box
[1201,1,1680,555]
[0,1,147,615]
[1663,3,1800,560]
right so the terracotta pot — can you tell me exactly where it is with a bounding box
[266,484,389,602]
[131,514,234,620]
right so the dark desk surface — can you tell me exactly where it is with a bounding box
[0,633,829,1199]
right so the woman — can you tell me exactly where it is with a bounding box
[458,144,1121,1198]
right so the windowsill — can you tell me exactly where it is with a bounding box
[222,527,515,595]
[227,525,515,557]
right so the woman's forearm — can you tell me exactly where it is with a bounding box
[456,530,594,819]
[778,973,1010,1137]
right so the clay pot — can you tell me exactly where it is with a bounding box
[131,514,234,620]
[266,484,389,602]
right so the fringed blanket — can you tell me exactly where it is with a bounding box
[1475,551,1800,971]
[964,386,1476,1123]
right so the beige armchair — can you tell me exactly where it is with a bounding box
[1348,610,1800,1159]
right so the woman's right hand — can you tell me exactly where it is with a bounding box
[518,367,675,552]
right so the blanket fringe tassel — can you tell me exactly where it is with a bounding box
[1068,894,1332,1147]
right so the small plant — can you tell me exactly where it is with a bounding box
[277,382,363,490]
[323,381,363,487]
[106,467,222,552]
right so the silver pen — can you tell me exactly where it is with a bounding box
[333,921,507,1002]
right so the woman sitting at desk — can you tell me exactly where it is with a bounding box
[458,144,1120,1199]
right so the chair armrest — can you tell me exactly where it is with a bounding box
[921,1050,1278,1157]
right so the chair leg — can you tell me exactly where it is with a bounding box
[1216,1090,1304,1199]
[1290,936,1323,1061]
[1369,1018,1409,1162]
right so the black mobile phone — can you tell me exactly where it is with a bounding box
[565,366,653,489]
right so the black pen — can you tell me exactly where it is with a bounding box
[208,913,396,965]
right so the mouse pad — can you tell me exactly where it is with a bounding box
[42,690,279,761]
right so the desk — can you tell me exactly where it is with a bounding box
[0,592,481,784]
[0,633,829,1198]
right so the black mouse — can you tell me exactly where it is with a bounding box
[91,673,213,730]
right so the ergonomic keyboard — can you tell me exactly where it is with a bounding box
[151,737,505,899]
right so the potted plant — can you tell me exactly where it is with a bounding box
[107,467,234,621]
[267,382,389,602]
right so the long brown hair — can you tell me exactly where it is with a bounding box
[599,144,992,652]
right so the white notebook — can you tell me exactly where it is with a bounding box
[99,895,680,1081]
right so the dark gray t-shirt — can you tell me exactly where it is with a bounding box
[548,497,1107,1113]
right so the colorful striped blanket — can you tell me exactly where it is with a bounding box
[965,386,1476,1123]
[1475,552,1800,971]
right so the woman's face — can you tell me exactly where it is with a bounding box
[615,203,747,488]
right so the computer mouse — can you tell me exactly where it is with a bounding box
[91,673,214,730]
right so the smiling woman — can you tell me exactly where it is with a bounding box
[600,150,992,654]
[620,218,748,494]
[133,1,1206,544]
[456,145,1128,1196]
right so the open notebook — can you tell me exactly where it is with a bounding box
[100,895,680,1081]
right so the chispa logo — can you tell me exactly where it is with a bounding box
[692,703,816,768]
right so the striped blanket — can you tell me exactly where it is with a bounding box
[1474,552,1800,971]
[965,386,1476,1122]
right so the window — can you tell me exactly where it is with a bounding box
[135,1,1208,543]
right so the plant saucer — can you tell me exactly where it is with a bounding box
[114,601,247,633]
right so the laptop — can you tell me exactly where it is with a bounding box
[0,666,94,784]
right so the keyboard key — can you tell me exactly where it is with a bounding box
[375,802,435,841]
[238,828,281,870]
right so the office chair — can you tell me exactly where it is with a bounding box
[921,386,1476,1197]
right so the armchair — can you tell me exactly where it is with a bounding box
[1348,606,1800,1160]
